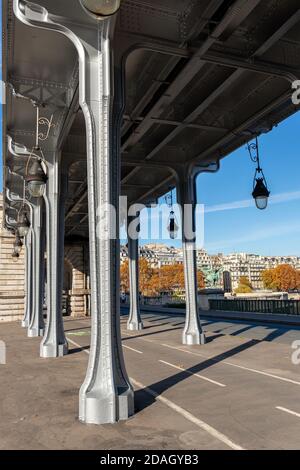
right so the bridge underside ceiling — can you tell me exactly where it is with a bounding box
[3,0,300,239]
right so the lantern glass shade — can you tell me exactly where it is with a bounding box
[14,237,23,255]
[26,159,47,198]
[252,178,270,211]
[254,196,268,210]
[17,213,30,238]
[28,180,46,198]
[81,0,121,15]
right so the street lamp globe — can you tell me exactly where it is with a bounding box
[81,0,121,16]
[252,178,270,210]
[26,159,47,198]
[13,235,23,256]
[17,212,30,238]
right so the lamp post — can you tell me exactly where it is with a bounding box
[166,189,179,239]
[247,137,270,210]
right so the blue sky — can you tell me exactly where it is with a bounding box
[198,111,300,256]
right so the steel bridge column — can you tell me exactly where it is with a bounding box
[177,167,205,345]
[78,27,134,425]
[28,199,45,338]
[40,152,68,358]
[127,213,143,331]
[13,0,133,425]
[22,230,33,328]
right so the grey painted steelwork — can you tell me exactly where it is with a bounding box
[4,0,300,426]
[13,0,134,423]
[28,198,45,338]
[176,163,219,345]
[23,231,33,328]
[5,187,34,329]
[41,152,68,358]
[127,213,143,331]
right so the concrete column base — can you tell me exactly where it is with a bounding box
[183,331,206,346]
[79,388,134,425]
[40,342,68,358]
[127,320,143,331]
[28,327,44,338]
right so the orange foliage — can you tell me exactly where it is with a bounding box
[262,264,300,291]
[120,258,205,296]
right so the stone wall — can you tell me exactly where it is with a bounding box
[0,197,25,322]
[0,194,90,322]
[64,242,90,317]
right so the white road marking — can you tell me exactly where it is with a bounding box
[276,406,300,418]
[162,343,300,386]
[159,360,226,387]
[122,331,155,343]
[131,377,243,450]
[67,337,243,450]
[123,344,143,354]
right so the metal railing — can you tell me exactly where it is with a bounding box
[209,299,300,316]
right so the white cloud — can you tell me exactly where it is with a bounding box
[205,190,300,214]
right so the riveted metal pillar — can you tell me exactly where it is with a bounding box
[22,230,33,328]
[40,153,68,358]
[177,167,205,345]
[127,213,143,331]
[78,31,134,425]
[13,0,133,425]
[28,198,45,338]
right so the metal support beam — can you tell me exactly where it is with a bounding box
[28,198,45,338]
[176,162,219,345]
[127,213,143,331]
[41,152,68,358]
[76,26,134,425]
[23,231,33,328]
[14,2,135,423]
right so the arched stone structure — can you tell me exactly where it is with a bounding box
[64,242,90,318]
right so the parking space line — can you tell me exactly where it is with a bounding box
[131,377,243,450]
[162,343,300,386]
[276,406,300,418]
[123,345,143,354]
[159,360,226,387]
[67,337,243,450]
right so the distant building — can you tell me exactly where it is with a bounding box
[121,244,300,291]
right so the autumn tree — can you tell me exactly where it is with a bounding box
[121,258,206,297]
[235,276,253,294]
[262,264,300,291]
[262,269,276,289]
[120,259,129,292]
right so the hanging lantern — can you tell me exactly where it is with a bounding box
[16,211,30,238]
[81,0,121,16]
[167,211,179,240]
[25,159,47,198]
[247,137,270,211]
[252,177,270,210]
[12,234,23,257]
